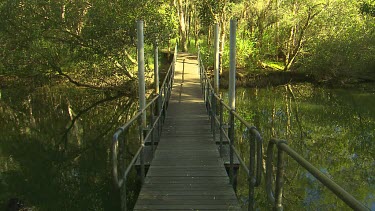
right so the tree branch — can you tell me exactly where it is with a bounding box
[124,49,137,65]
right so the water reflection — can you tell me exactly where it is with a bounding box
[222,84,375,210]
[0,84,139,210]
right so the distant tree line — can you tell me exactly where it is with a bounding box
[1,0,374,87]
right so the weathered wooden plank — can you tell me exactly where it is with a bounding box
[151,152,220,159]
[157,139,215,144]
[138,189,236,196]
[144,176,230,184]
[146,170,227,177]
[136,195,237,201]
[135,209,236,211]
[150,160,222,166]
[134,204,241,210]
[140,183,233,190]
[136,199,238,205]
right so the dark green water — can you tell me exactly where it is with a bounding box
[0,84,142,210]
[1,82,374,210]
[221,84,375,210]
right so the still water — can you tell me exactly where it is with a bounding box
[0,84,142,210]
[1,82,374,210]
[221,84,375,210]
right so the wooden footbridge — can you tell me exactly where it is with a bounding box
[133,53,240,210]
[111,21,370,211]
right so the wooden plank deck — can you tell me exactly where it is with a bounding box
[133,53,241,210]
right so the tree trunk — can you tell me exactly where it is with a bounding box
[207,26,211,46]
[219,21,226,73]
[177,0,188,52]
[284,3,323,71]
[76,2,91,35]
[194,10,199,48]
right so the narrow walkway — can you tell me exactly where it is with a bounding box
[134,53,240,210]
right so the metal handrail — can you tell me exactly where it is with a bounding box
[198,50,263,211]
[112,45,177,211]
[197,49,370,211]
[266,138,370,211]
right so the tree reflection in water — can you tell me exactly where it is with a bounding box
[221,84,375,210]
[0,85,140,210]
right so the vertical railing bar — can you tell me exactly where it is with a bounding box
[229,110,235,189]
[212,93,216,141]
[119,128,126,211]
[150,103,155,155]
[121,176,126,211]
[275,147,284,211]
[158,94,162,138]
[219,99,224,154]
[210,91,214,132]
[249,130,256,211]
[139,115,145,185]
[137,20,146,127]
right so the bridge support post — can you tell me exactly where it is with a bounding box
[249,132,256,211]
[139,115,145,184]
[138,20,146,127]
[119,130,127,211]
[219,99,224,152]
[214,23,220,94]
[182,59,185,83]
[154,42,159,95]
[154,42,162,143]
[121,180,126,211]
[228,19,237,190]
[211,92,216,141]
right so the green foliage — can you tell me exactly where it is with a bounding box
[236,34,257,68]
[360,0,375,16]
[299,0,375,82]
[302,33,375,81]
[0,0,177,88]
[192,0,375,83]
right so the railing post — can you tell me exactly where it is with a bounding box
[200,65,206,95]
[266,139,285,211]
[249,131,256,211]
[197,47,201,76]
[154,42,159,95]
[205,80,210,113]
[163,83,167,110]
[229,110,235,188]
[118,131,127,211]
[219,99,224,153]
[212,93,216,141]
[150,105,155,155]
[228,19,237,189]
[182,59,185,83]
[137,20,146,127]
[154,42,162,145]
[121,182,126,211]
[214,23,220,94]
[275,148,284,211]
[138,115,145,184]
[210,91,214,132]
[158,95,162,136]
[229,19,236,110]
[154,42,159,94]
